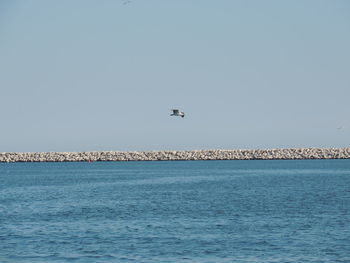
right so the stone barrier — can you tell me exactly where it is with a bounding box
[0,148,349,162]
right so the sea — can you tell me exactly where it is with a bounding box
[0,160,349,263]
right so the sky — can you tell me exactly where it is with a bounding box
[0,0,349,152]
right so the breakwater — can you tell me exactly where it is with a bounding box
[0,148,349,162]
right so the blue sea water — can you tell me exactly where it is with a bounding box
[0,160,350,263]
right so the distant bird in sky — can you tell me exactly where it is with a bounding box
[170,109,185,118]
[122,0,131,5]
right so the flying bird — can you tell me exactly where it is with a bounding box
[170,109,185,118]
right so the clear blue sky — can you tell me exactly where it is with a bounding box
[1,0,349,152]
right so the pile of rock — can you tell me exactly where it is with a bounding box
[0,148,349,162]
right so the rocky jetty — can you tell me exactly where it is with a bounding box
[0,148,349,162]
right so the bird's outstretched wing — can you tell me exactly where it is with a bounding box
[171,109,179,114]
